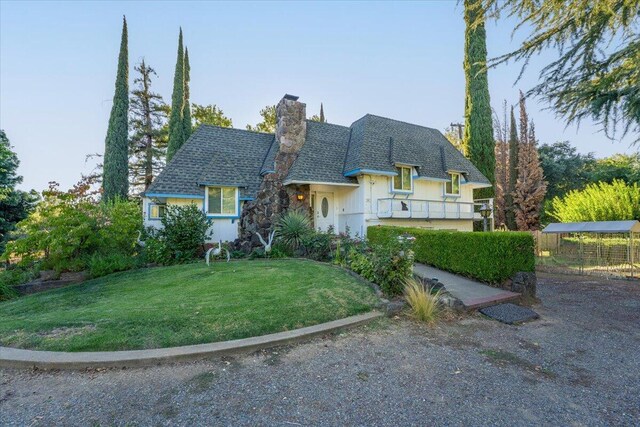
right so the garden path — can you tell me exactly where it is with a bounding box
[413,263,519,309]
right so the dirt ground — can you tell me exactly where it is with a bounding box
[1,272,639,426]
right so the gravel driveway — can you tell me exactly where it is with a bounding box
[1,272,639,426]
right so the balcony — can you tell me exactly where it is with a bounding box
[376,198,493,220]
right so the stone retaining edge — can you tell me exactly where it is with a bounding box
[0,311,383,370]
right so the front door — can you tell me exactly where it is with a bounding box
[315,192,334,232]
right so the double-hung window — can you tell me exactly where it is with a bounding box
[393,166,412,192]
[445,172,461,196]
[207,187,237,216]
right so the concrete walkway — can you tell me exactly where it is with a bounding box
[414,263,519,309]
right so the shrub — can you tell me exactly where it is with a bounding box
[301,230,333,261]
[347,240,413,296]
[549,179,640,222]
[88,252,143,278]
[368,226,534,284]
[148,204,212,264]
[404,278,441,323]
[0,264,40,301]
[3,183,142,274]
[275,210,312,251]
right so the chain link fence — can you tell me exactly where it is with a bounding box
[535,230,639,279]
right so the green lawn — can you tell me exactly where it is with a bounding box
[0,259,379,352]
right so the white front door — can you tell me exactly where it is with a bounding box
[315,192,334,232]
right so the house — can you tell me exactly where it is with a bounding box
[143,94,492,246]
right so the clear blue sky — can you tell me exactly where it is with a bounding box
[1,0,636,192]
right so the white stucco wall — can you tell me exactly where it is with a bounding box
[142,196,239,243]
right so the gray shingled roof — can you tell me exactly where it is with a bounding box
[145,125,273,199]
[285,121,357,185]
[146,114,490,200]
[342,114,490,184]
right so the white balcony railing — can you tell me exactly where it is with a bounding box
[376,198,493,220]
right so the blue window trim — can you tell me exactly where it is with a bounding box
[344,168,397,177]
[390,165,414,194]
[204,186,242,220]
[145,192,205,199]
[147,203,166,221]
[205,198,246,222]
[444,172,462,197]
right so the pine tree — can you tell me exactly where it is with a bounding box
[102,16,129,202]
[320,103,325,122]
[513,94,547,231]
[181,47,192,142]
[166,29,185,162]
[129,60,167,193]
[463,0,495,199]
[505,105,518,230]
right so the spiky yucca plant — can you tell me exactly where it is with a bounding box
[275,210,312,250]
[404,279,441,323]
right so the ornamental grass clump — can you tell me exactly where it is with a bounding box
[404,278,441,324]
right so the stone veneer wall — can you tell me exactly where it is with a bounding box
[235,96,311,251]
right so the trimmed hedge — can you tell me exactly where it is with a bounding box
[367,226,535,284]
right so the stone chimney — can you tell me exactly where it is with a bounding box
[235,94,311,251]
[275,94,307,154]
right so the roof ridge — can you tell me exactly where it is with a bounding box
[199,124,274,136]
[363,113,441,133]
[305,119,350,130]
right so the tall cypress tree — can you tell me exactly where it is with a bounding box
[320,103,325,122]
[463,0,495,199]
[102,16,129,201]
[505,105,519,229]
[182,47,192,142]
[166,29,185,162]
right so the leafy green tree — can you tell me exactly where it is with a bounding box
[463,0,495,198]
[0,130,38,254]
[505,106,518,230]
[102,16,129,201]
[246,105,276,133]
[481,0,640,141]
[538,141,595,201]
[182,47,192,143]
[167,29,185,162]
[129,60,167,193]
[191,104,233,128]
[549,180,640,222]
[587,153,640,185]
[4,182,141,270]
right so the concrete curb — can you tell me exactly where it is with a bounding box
[0,311,383,370]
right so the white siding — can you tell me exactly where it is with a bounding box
[361,173,477,235]
[142,196,239,243]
